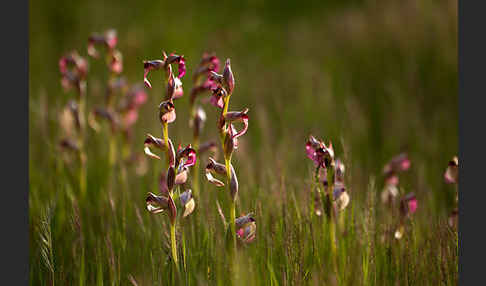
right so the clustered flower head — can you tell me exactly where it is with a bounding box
[59,51,88,94]
[305,135,350,217]
[378,153,417,240]
[381,153,411,204]
[86,30,148,144]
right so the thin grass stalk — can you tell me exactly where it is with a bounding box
[78,87,87,198]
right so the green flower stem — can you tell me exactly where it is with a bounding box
[109,134,117,169]
[78,84,87,198]
[162,122,169,157]
[170,218,179,269]
[221,95,236,251]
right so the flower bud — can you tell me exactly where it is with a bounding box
[167,166,176,192]
[167,195,177,225]
[223,59,235,94]
[224,129,235,158]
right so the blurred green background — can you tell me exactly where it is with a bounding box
[30,0,457,206]
[29,0,457,284]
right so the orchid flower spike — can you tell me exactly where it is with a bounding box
[305,135,334,169]
[381,153,411,204]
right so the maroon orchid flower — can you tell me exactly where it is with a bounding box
[223,108,249,140]
[176,144,197,170]
[145,192,177,224]
[159,100,176,124]
[235,213,256,243]
[205,157,227,187]
[143,134,175,166]
[143,52,186,89]
[209,86,226,109]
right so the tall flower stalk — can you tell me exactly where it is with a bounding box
[305,135,350,272]
[203,59,254,259]
[59,51,88,197]
[143,51,193,271]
